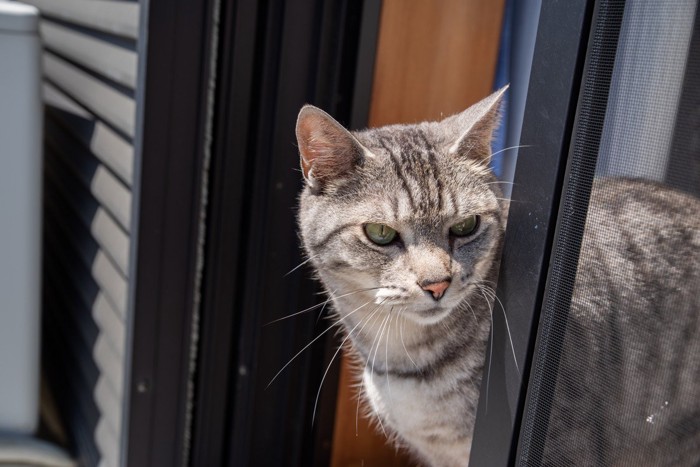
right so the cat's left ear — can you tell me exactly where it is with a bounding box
[296,105,368,192]
[443,85,508,163]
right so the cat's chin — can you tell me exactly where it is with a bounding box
[403,307,453,326]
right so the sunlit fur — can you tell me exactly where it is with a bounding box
[296,89,508,466]
[295,82,700,466]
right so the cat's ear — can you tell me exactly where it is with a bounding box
[442,85,508,163]
[296,105,366,192]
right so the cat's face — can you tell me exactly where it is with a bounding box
[297,88,507,325]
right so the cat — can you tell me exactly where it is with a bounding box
[294,88,700,466]
[295,87,508,466]
[537,178,700,466]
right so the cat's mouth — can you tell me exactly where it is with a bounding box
[372,286,465,324]
[374,284,465,306]
[373,287,410,306]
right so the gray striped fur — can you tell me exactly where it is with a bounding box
[296,89,700,466]
[296,88,507,466]
[540,179,700,466]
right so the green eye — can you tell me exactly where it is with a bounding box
[364,223,398,245]
[450,215,479,237]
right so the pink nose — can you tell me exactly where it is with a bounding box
[420,279,451,300]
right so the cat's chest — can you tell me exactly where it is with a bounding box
[362,368,470,435]
[364,370,430,426]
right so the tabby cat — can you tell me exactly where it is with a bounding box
[294,88,700,466]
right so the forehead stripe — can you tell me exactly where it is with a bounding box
[378,137,418,211]
[426,150,444,212]
[417,129,444,212]
[401,131,441,215]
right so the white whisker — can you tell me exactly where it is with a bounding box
[476,285,495,414]
[265,287,380,325]
[266,298,374,388]
[485,180,515,186]
[385,311,395,405]
[356,304,388,436]
[366,310,392,438]
[399,310,419,370]
[489,144,532,158]
[463,300,478,323]
[484,286,520,376]
[475,281,520,376]
[284,254,320,277]
[311,299,388,424]
[315,297,331,324]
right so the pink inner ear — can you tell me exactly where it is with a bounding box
[298,114,330,179]
[296,106,362,185]
[297,108,358,182]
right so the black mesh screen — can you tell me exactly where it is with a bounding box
[518,0,700,465]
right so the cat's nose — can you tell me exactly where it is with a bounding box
[419,278,451,301]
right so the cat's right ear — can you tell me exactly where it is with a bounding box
[443,85,508,163]
[296,105,366,192]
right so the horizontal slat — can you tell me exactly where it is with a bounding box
[93,335,123,400]
[43,82,90,118]
[91,210,129,277]
[44,293,103,467]
[94,376,123,438]
[44,272,99,384]
[95,417,119,467]
[92,252,128,320]
[48,201,128,317]
[43,337,101,467]
[44,52,136,138]
[83,158,132,232]
[44,241,99,349]
[45,218,125,366]
[44,330,101,467]
[41,20,138,89]
[44,225,102,331]
[45,175,129,278]
[23,0,139,39]
[44,172,128,321]
[44,311,98,406]
[44,83,133,185]
[45,122,132,231]
[93,294,125,357]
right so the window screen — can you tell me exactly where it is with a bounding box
[518,0,700,465]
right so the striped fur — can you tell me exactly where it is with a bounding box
[540,179,700,466]
[297,91,700,466]
[296,89,507,466]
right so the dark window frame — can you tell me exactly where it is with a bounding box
[125,0,219,465]
[124,0,381,466]
[469,0,596,464]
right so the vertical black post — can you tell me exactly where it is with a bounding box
[188,1,381,466]
[125,0,218,465]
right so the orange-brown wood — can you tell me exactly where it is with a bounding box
[331,0,505,466]
[330,358,415,467]
[369,0,505,127]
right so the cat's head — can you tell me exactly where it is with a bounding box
[296,87,508,325]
